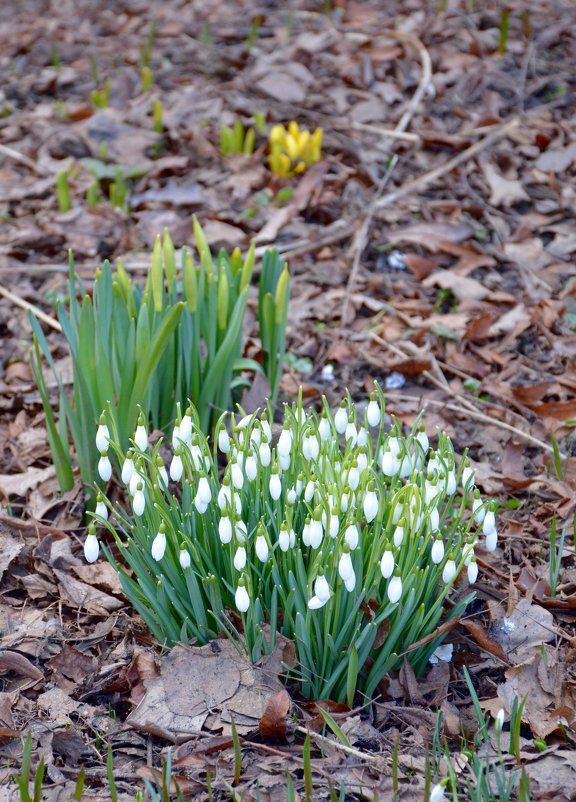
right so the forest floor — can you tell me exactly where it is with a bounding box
[0,1,575,800]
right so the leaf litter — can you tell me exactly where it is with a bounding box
[0,0,575,798]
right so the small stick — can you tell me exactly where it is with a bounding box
[0,282,62,332]
[0,143,48,176]
[351,122,421,142]
[294,725,383,765]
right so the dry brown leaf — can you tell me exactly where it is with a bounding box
[389,221,473,252]
[422,269,489,302]
[535,142,576,173]
[259,688,291,742]
[0,650,43,682]
[0,466,55,498]
[53,568,124,615]
[0,535,23,581]
[482,162,529,207]
[490,598,556,663]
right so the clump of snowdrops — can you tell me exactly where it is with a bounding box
[88,387,498,703]
[30,218,289,492]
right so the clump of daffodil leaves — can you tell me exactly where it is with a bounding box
[268,122,323,178]
[88,386,498,704]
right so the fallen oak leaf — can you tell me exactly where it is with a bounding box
[461,620,510,664]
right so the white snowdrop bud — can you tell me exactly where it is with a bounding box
[399,453,412,479]
[483,510,496,536]
[95,493,108,521]
[134,423,148,452]
[95,417,109,453]
[98,453,112,482]
[179,547,191,570]
[314,574,330,603]
[304,479,315,503]
[380,549,394,579]
[338,550,354,582]
[381,450,400,477]
[387,574,403,604]
[277,429,292,458]
[495,708,505,732]
[309,518,324,549]
[152,528,166,561]
[357,451,368,474]
[416,428,429,453]
[347,464,360,491]
[245,455,257,481]
[425,480,439,506]
[133,485,145,516]
[179,413,192,445]
[129,467,142,496]
[235,520,247,543]
[269,472,282,500]
[302,519,311,547]
[431,537,444,564]
[234,546,247,571]
[156,459,168,489]
[121,453,135,485]
[388,437,401,457]
[329,514,339,538]
[357,427,369,447]
[308,435,319,461]
[279,452,291,471]
[345,420,357,446]
[255,533,269,563]
[84,532,99,563]
[334,403,348,434]
[289,529,296,548]
[308,595,327,610]
[468,559,478,584]
[363,488,379,522]
[429,782,447,802]
[235,582,250,613]
[287,487,297,504]
[345,523,359,550]
[259,441,271,467]
[170,454,183,482]
[485,530,498,552]
[278,527,290,552]
[261,417,272,443]
[219,515,233,544]
[231,461,244,490]
[366,397,381,428]
[218,428,230,453]
[462,463,475,489]
[318,416,331,442]
[344,571,356,592]
[249,425,261,448]
[472,494,485,525]
[429,507,439,533]
[218,484,231,510]
[195,487,208,516]
[393,523,405,548]
[442,558,457,584]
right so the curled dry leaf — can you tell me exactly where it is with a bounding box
[259,688,291,742]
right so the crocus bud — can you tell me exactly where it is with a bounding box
[95,415,109,453]
[95,493,108,521]
[366,394,381,428]
[235,579,250,613]
[387,572,403,604]
[179,546,191,570]
[431,537,444,564]
[152,525,166,561]
[98,453,112,482]
[84,526,99,563]
[380,548,394,579]
[334,402,348,434]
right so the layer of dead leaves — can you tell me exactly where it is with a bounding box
[0,0,575,799]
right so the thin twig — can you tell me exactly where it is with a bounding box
[295,725,383,765]
[0,142,48,176]
[0,283,62,332]
[350,122,420,142]
[343,30,433,322]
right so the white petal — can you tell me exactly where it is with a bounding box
[388,576,402,603]
[151,532,166,561]
[84,534,99,563]
[235,585,250,613]
[134,425,148,451]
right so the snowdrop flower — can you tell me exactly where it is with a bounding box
[249,423,261,448]
[468,558,478,584]
[84,529,99,563]
[194,477,211,513]
[231,461,244,491]
[344,571,356,592]
[218,427,230,454]
[308,594,327,610]
[329,513,339,538]
[494,708,505,733]
[133,484,145,516]
[179,411,192,445]
[134,421,148,451]
[95,494,108,521]
[381,449,400,477]
[483,510,496,536]
[152,526,166,561]
[289,529,296,548]
[98,452,112,482]
[277,428,292,459]
[170,452,183,482]
[261,415,272,443]
[399,452,412,479]
[388,436,401,457]
[431,537,444,564]
[338,547,354,582]
[429,506,439,533]
[156,457,168,489]
[429,781,447,802]
[416,426,429,454]
[255,531,269,563]
[340,491,349,513]
[279,451,291,471]
[357,427,369,447]
[446,467,457,496]
[425,476,440,506]
[347,463,359,491]
[235,579,250,613]
[345,419,357,446]
[442,557,457,584]
[121,451,135,485]
[485,530,498,552]
[393,521,405,548]
[234,546,247,571]
[429,643,453,665]
[95,415,109,453]
[235,519,247,543]
[302,518,312,547]
[308,515,324,549]
[245,454,257,481]
[334,402,348,434]
[287,487,297,504]
[304,477,315,503]
[461,458,475,489]
[380,548,394,579]
[295,475,304,497]
[463,537,476,566]
[219,515,233,544]
[259,440,271,467]
[387,573,403,604]
[366,395,381,428]
[269,470,282,500]
[278,525,290,552]
[179,547,191,570]
[345,523,359,550]
[472,492,485,525]
[357,449,368,473]
[318,415,331,442]
[363,485,379,522]
[314,573,330,603]
[130,465,143,495]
